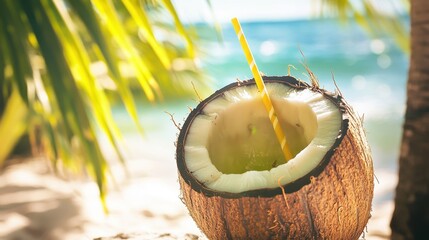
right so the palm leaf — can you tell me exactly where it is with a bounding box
[0,0,208,209]
[92,0,160,101]
[0,1,33,103]
[43,0,127,167]
[161,0,196,58]
[66,0,144,135]
[122,0,171,69]
[20,0,109,205]
[0,88,28,164]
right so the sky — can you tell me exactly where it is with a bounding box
[172,0,408,23]
[172,0,318,23]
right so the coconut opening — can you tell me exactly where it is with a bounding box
[183,82,342,193]
[207,97,318,174]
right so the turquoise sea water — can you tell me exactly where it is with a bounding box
[114,18,409,172]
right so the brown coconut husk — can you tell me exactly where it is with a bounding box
[176,76,374,239]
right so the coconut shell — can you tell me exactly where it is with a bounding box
[176,76,374,239]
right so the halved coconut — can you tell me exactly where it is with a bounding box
[176,76,374,239]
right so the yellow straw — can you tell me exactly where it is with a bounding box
[231,17,293,161]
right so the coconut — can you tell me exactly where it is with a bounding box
[176,76,374,239]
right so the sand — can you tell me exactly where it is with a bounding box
[0,133,397,240]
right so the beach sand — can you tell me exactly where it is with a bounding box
[0,138,397,240]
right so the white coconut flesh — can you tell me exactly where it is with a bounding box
[184,83,342,193]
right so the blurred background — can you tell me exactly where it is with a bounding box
[0,0,409,239]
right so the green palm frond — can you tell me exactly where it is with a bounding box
[0,88,28,162]
[0,0,209,210]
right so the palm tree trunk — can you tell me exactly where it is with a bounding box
[390,0,429,238]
